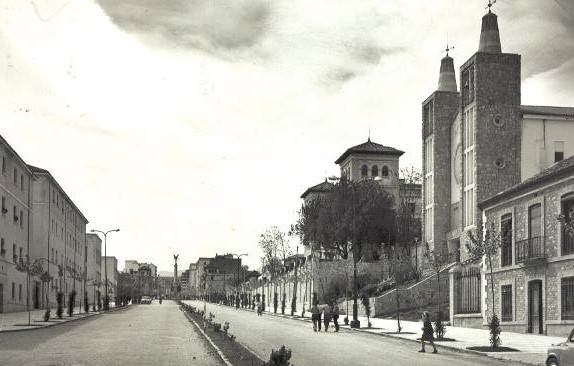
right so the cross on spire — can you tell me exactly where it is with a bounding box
[486,0,497,13]
[444,44,455,57]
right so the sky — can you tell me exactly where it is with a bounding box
[1,0,573,272]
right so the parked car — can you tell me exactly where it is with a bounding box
[547,328,574,366]
[140,296,152,304]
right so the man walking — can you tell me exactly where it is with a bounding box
[311,303,321,332]
[323,303,332,332]
[332,302,340,332]
[419,311,438,354]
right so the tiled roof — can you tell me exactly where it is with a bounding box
[479,155,574,209]
[300,180,334,199]
[521,105,574,118]
[335,139,404,164]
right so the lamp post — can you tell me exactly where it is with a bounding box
[90,228,119,310]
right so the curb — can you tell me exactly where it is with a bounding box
[191,302,541,366]
[181,308,234,366]
[0,305,133,334]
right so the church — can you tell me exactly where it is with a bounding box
[421,6,574,334]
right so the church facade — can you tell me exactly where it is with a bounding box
[421,8,574,334]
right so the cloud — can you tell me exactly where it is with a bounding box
[96,0,271,54]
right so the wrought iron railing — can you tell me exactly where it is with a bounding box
[515,236,545,263]
[455,267,481,314]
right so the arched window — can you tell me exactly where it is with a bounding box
[361,165,368,177]
[372,165,379,177]
[382,166,389,177]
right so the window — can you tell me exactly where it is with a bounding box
[361,165,368,177]
[13,168,17,185]
[0,238,4,257]
[424,135,434,242]
[19,247,23,262]
[501,285,513,321]
[11,282,15,300]
[371,165,378,177]
[18,284,22,301]
[382,166,389,177]
[463,107,475,227]
[1,196,5,214]
[1,156,5,174]
[529,204,542,239]
[562,277,574,320]
[20,174,24,191]
[19,210,23,228]
[562,193,574,255]
[13,206,17,223]
[12,243,16,262]
[500,214,513,266]
[555,141,565,163]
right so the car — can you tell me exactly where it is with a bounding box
[140,296,152,304]
[547,328,574,366]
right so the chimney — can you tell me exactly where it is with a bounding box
[437,55,457,92]
[478,12,502,53]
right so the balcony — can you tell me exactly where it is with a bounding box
[516,236,546,265]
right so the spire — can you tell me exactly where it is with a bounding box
[437,44,457,92]
[478,1,502,53]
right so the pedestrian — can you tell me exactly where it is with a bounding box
[419,311,438,354]
[310,303,321,332]
[323,303,332,332]
[332,301,340,332]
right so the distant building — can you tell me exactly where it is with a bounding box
[86,233,102,308]
[101,256,118,303]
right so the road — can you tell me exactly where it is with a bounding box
[0,300,222,366]
[186,300,524,366]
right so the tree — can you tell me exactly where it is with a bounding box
[424,242,451,339]
[293,178,396,328]
[361,291,372,328]
[399,166,422,184]
[259,226,287,313]
[466,219,503,348]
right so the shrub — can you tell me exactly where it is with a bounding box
[56,292,64,318]
[68,290,76,317]
[43,308,51,322]
[434,318,446,339]
[489,315,502,348]
[264,345,292,366]
[213,322,222,332]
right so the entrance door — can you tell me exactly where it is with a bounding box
[528,280,543,334]
[34,282,40,309]
[0,284,3,313]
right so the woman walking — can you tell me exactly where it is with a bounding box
[419,311,438,354]
[311,303,321,332]
[332,302,340,332]
[323,303,332,332]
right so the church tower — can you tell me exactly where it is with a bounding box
[421,50,460,257]
[458,7,521,259]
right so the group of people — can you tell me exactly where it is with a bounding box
[310,301,340,332]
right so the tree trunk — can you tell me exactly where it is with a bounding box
[488,256,495,320]
[437,269,441,321]
[352,257,358,323]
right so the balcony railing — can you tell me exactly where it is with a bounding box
[515,236,546,264]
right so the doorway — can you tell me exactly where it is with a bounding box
[528,280,543,334]
[0,283,3,313]
[34,282,40,309]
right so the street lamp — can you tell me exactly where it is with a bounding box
[229,253,247,306]
[91,228,119,310]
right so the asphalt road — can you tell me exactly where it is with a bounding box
[0,300,222,366]
[186,300,525,366]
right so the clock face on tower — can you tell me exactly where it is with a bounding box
[454,143,463,184]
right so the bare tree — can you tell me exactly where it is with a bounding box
[399,166,422,184]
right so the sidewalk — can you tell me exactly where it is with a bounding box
[191,301,563,366]
[0,304,123,332]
